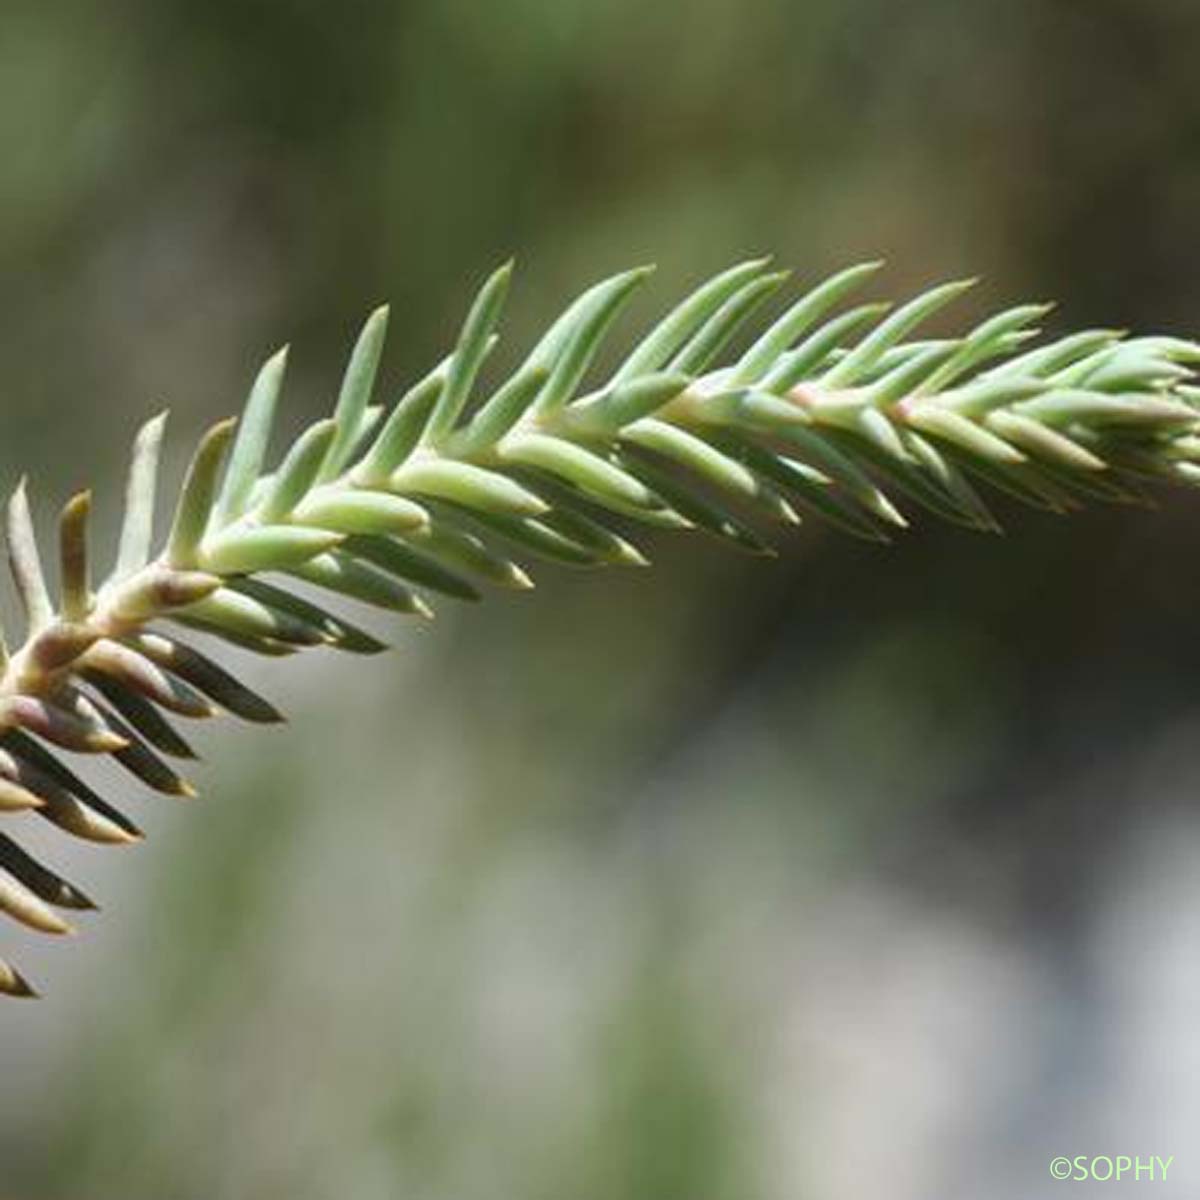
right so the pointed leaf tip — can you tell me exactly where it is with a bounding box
[6,477,53,633]
[59,490,92,622]
[0,958,37,998]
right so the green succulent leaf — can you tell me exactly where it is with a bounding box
[114,412,168,578]
[613,258,771,383]
[290,546,441,611]
[319,305,390,482]
[255,418,339,524]
[199,525,345,574]
[166,419,238,568]
[214,346,289,527]
[425,262,513,445]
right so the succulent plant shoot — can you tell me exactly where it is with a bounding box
[3,257,1198,996]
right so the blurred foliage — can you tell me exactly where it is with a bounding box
[4,0,1200,1197]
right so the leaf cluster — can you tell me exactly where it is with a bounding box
[3,257,1199,995]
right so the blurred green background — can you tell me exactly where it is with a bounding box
[4,0,1200,1196]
